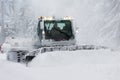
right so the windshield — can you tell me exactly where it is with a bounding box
[44,20,74,41]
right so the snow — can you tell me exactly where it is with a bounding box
[0,50,120,80]
[1,0,120,48]
[0,0,120,80]
[30,49,120,67]
[1,37,35,53]
[28,0,120,48]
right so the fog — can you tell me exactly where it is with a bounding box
[26,0,120,48]
[0,0,120,48]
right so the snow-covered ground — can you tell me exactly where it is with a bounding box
[0,49,120,80]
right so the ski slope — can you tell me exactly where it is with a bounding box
[0,49,120,80]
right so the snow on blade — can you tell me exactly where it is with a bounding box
[30,50,120,67]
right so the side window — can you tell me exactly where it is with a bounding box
[37,21,41,36]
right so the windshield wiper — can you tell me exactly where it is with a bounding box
[54,26,71,40]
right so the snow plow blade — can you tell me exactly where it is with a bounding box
[7,45,108,65]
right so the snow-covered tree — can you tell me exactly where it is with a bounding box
[0,0,120,48]
[98,0,120,48]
